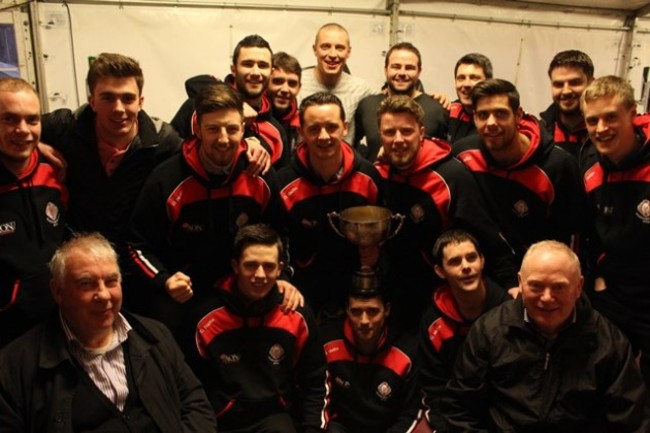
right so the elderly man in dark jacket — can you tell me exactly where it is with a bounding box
[0,233,216,433]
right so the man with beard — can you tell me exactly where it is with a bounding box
[268,51,302,152]
[581,75,650,386]
[376,95,517,330]
[171,34,289,169]
[540,50,596,168]
[453,79,585,267]
[447,53,493,144]
[298,23,373,144]
[354,42,448,161]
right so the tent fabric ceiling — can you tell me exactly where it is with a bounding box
[511,0,650,12]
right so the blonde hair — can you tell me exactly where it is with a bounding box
[581,75,635,110]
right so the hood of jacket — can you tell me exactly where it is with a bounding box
[214,274,283,319]
[181,136,249,186]
[375,137,452,179]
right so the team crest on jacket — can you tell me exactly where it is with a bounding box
[235,212,249,228]
[512,200,529,218]
[268,343,285,365]
[45,202,60,226]
[376,381,392,401]
[409,204,425,223]
[0,220,16,236]
[637,199,650,223]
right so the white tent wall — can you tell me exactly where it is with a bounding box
[31,0,640,121]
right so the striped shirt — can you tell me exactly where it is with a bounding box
[60,312,132,411]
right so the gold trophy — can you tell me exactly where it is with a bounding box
[328,206,404,289]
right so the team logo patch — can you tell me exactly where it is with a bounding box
[268,344,285,365]
[219,353,241,364]
[0,221,16,236]
[637,199,650,224]
[45,202,60,226]
[512,200,529,218]
[376,381,392,401]
[235,212,249,228]
[182,222,204,233]
[409,204,425,223]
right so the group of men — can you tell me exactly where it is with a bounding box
[1,17,649,433]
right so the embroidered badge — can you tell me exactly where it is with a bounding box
[235,212,249,228]
[512,200,529,218]
[409,204,425,223]
[268,344,285,365]
[637,199,650,224]
[45,202,60,226]
[376,381,392,401]
[0,221,16,236]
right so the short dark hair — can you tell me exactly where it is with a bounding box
[377,95,424,127]
[454,53,493,79]
[432,229,482,267]
[272,51,302,80]
[194,83,243,124]
[299,92,346,124]
[385,42,422,70]
[347,270,389,304]
[232,34,272,65]
[87,53,144,95]
[470,78,520,112]
[232,224,283,261]
[548,50,594,79]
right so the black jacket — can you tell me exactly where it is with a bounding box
[193,275,328,433]
[539,102,596,169]
[0,150,67,347]
[443,296,650,433]
[41,105,181,246]
[321,317,421,433]
[454,114,586,264]
[0,311,217,433]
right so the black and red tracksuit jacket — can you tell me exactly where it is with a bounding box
[128,137,283,293]
[454,114,586,264]
[0,150,67,347]
[321,317,422,433]
[539,102,596,169]
[582,113,650,317]
[193,275,329,433]
[277,142,382,308]
[419,279,509,431]
[376,138,518,292]
[447,100,476,144]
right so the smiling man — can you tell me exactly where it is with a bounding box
[375,95,517,329]
[444,240,650,432]
[278,92,382,316]
[419,229,509,432]
[0,78,67,348]
[540,50,595,167]
[298,23,372,143]
[128,83,287,346]
[321,272,421,433]
[581,75,650,387]
[453,78,585,265]
[0,233,217,432]
[193,224,328,433]
[354,42,447,161]
[268,51,302,151]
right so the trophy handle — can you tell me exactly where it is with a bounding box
[386,213,405,240]
[327,211,345,238]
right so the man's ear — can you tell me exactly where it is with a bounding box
[385,302,391,317]
[434,264,446,280]
[231,258,239,274]
[50,279,62,304]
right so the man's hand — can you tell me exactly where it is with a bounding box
[245,136,271,176]
[277,280,305,312]
[165,272,194,303]
[243,102,258,122]
[431,93,452,110]
[38,142,67,182]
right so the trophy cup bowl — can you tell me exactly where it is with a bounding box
[328,206,404,248]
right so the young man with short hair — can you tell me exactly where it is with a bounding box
[193,224,329,433]
[419,229,509,432]
[268,51,302,150]
[581,75,650,386]
[321,273,421,433]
